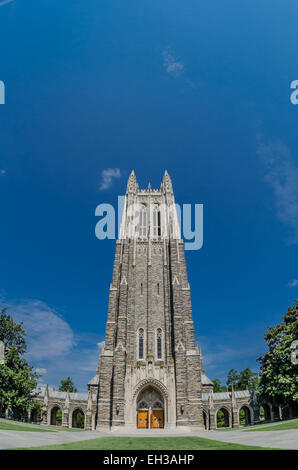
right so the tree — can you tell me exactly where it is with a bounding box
[0,308,38,417]
[212,378,227,393]
[226,369,240,389]
[238,368,259,391]
[258,301,298,409]
[59,377,77,393]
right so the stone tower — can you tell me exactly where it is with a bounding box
[95,170,204,430]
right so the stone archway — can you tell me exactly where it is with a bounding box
[50,406,62,426]
[216,407,230,428]
[239,405,252,426]
[72,408,85,429]
[136,385,164,429]
[262,403,272,421]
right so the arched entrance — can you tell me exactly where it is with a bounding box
[72,408,85,429]
[50,406,62,426]
[262,404,271,421]
[216,408,230,428]
[136,386,164,429]
[203,410,208,430]
[239,406,252,426]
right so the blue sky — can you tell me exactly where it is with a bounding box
[0,0,298,391]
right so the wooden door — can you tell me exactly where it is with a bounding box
[151,410,164,428]
[137,410,148,428]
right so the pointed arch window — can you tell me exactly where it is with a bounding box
[140,283,144,295]
[139,328,144,359]
[157,283,160,296]
[157,328,162,359]
[139,205,147,237]
[152,205,161,237]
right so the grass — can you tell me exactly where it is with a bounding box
[246,418,298,432]
[0,418,83,433]
[17,436,275,450]
[44,424,84,432]
[0,421,55,432]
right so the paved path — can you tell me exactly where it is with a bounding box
[192,429,298,450]
[0,426,297,450]
[0,429,101,449]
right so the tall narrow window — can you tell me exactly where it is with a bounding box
[139,328,144,359]
[153,205,161,237]
[157,283,160,295]
[157,211,161,236]
[139,205,147,237]
[157,328,162,359]
[140,283,143,295]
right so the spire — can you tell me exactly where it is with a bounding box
[147,182,151,192]
[87,388,92,411]
[64,389,70,409]
[198,344,205,373]
[44,384,49,406]
[161,169,173,194]
[231,384,236,407]
[126,170,138,194]
[208,391,214,410]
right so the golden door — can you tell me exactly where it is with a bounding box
[137,411,149,428]
[151,410,164,428]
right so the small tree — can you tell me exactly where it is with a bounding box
[212,378,227,393]
[226,369,240,389]
[0,308,38,418]
[238,368,259,391]
[59,377,77,393]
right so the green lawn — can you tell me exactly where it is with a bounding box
[0,421,55,432]
[18,436,275,450]
[0,418,83,433]
[246,418,298,432]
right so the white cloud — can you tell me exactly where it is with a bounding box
[0,0,14,6]
[162,48,184,78]
[257,140,298,243]
[289,279,298,288]
[1,296,104,391]
[99,168,121,191]
[4,299,75,360]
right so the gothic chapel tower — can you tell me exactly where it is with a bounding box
[95,171,204,430]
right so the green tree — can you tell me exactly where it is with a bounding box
[59,377,77,393]
[212,378,227,393]
[258,301,298,409]
[226,369,240,389]
[238,368,259,391]
[0,308,38,417]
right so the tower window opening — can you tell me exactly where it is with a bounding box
[139,328,144,359]
[153,205,161,237]
[158,211,161,236]
[157,328,162,359]
[139,205,147,238]
[141,283,143,295]
[157,283,160,295]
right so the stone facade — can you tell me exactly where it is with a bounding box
[32,171,273,431]
[94,170,204,430]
